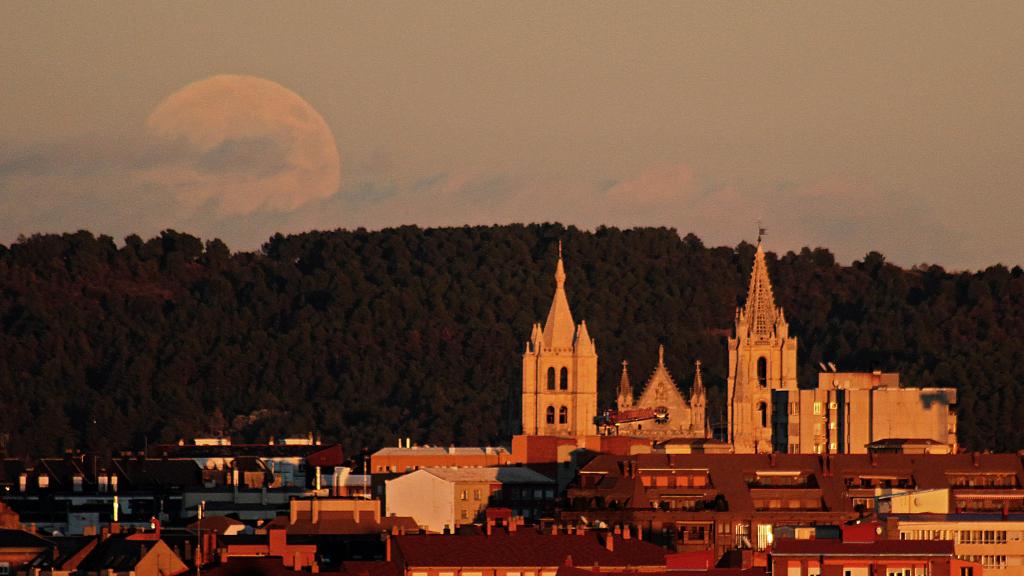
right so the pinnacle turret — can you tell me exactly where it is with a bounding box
[617,360,633,410]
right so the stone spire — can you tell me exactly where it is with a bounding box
[691,359,708,437]
[691,359,706,403]
[617,360,633,410]
[542,242,576,349]
[740,242,779,342]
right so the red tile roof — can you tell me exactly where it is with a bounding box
[394,529,665,568]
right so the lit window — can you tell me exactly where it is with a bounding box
[460,490,467,501]
[813,402,822,415]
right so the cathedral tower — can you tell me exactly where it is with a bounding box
[727,242,798,453]
[521,245,598,437]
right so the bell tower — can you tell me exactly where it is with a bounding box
[727,242,798,453]
[521,244,598,437]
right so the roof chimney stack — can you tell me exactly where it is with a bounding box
[604,531,614,552]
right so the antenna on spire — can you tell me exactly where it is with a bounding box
[756,221,766,245]
[558,240,563,259]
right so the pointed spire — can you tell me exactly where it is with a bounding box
[691,359,706,402]
[542,243,575,349]
[742,242,779,341]
[617,360,633,410]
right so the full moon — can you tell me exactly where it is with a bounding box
[144,74,341,215]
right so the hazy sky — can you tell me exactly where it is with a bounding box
[2,2,1022,269]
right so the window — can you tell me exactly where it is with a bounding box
[813,402,822,415]
[547,367,555,390]
[0,563,9,576]
[473,489,481,501]
[559,367,569,390]
[757,357,768,387]
[461,509,468,520]
[758,402,767,428]
[460,490,468,501]
[546,406,555,424]
[559,406,568,424]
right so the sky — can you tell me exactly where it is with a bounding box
[1,2,1022,270]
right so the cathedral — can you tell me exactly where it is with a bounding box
[614,349,708,440]
[519,240,957,455]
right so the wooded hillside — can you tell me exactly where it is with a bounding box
[1,225,1022,456]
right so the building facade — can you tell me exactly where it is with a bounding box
[615,349,709,440]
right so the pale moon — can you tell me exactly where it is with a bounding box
[144,74,341,215]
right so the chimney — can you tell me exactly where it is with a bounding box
[613,525,621,535]
[486,519,493,536]
[551,523,558,536]
[604,531,614,552]
[509,517,517,533]
[385,535,392,561]
[623,525,631,540]
[637,525,643,540]
[315,466,321,491]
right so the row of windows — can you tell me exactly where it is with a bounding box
[902,529,1014,545]
[959,555,1007,569]
[545,406,569,424]
[546,367,569,390]
[639,474,709,488]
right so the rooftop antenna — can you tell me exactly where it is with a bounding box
[818,362,828,372]
[827,362,837,372]
[756,221,766,245]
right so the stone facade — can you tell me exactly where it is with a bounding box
[615,348,709,440]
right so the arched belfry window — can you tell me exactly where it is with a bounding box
[546,406,555,424]
[559,406,568,424]
[547,367,555,390]
[757,357,768,388]
[758,402,768,428]
[559,367,569,390]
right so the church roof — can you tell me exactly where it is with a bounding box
[542,244,577,350]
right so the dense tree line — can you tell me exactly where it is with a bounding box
[1,225,1023,457]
